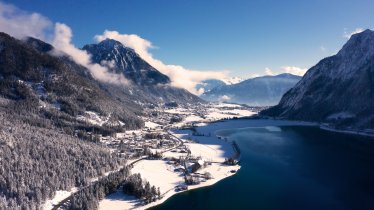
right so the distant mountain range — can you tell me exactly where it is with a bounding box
[262,29,374,130]
[201,73,301,106]
[196,79,227,93]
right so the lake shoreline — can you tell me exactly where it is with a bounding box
[139,119,317,209]
[150,119,374,210]
[99,120,244,210]
[99,117,373,210]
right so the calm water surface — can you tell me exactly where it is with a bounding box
[151,125,374,210]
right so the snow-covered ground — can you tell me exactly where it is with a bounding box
[320,125,374,137]
[98,103,253,210]
[43,164,130,210]
[164,108,191,114]
[98,127,240,210]
[205,107,255,120]
[99,103,312,210]
[99,115,316,209]
[144,121,161,129]
[166,103,256,128]
[213,103,242,108]
[76,111,109,126]
[76,111,125,127]
[42,188,78,210]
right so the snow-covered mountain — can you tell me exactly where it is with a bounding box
[196,77,243,93]
[83,39,170,86]
[201,73,301,106]
[196,79,227,93]
[262,29,374,129]
[83,39,203,104]
[0,32,144,129]
[221,76,243,85]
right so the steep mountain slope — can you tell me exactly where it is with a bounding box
[261,29,374,129]
[0,111,126,209]
[0,32,141,210]
[83,39,170,86]
[83,39,203,104]
[0,32,143,133]
[201,73,301,106]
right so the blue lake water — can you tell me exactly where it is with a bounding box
[151,125,374,210]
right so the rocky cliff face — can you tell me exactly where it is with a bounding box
[261,29,374,129]
[83,39,203,104]
[83,39,170,86]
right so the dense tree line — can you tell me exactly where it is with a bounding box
[123,174,160,204]
[67,167,130,210]
[67,172,161,209]
[144,132,163,139]
[0,112,125,209]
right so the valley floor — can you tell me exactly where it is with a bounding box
[44,103,317,210]
[98,103,255,210]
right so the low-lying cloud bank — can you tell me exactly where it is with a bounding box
[0,1,228,94]
[52,23,128,85]
[0,2,127,85]
[263,66,307,77]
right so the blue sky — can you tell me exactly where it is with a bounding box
[2,0,374,78]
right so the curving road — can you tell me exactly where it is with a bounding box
[51,129,183,210]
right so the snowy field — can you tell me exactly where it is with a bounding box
[144,121,161,129]
[43,188,78,210]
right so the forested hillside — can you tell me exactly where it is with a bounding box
[0,32,144,136]
[0,111,125,209]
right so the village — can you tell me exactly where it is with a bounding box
[97,102,254,198]
[44,102,257,210]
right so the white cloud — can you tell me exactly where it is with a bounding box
[265,67,274,76]
[0,2,234,95]
[0,2,128,86]
[95,30,228,95]
[221,76,243,85]
[343,28,364,39]
[52,23,128,85]
[320,45,327,52]
[259,66,307,77]
[248,73,260,79]
[0,1,53,41]
[281,66,307,76]
[219,95,231,101]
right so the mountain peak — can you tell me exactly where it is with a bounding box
[353,29,374,37]
[97,38,135,52]
[262,29,374,129]
[338,29,374,58]
[83,39,170,86]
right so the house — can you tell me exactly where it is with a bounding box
[174,165,185,172]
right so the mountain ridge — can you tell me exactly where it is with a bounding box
[0,32,144,133]
[83,39,203,104]
[261,29,374,129]
[201,73,301,106]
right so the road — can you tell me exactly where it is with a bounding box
[51,129,183,210]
